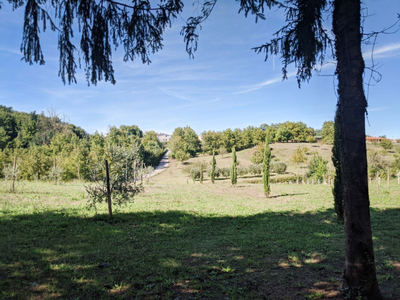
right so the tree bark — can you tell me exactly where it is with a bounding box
[333,0,382,298]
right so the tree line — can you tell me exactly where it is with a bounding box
[169,121,337,161]
[0,106,165,181]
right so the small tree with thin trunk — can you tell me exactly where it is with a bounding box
[4,156,20,192]
[210,150,216,184]
[86,144,143,218]
[263,136,271,197]
[219,146,228,158]
[49,165,64,185]
[290,147,308,184]
[231,147,237,185]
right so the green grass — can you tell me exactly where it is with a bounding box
[0,179,399,299]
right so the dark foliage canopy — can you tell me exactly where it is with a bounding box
[3,0,184,85]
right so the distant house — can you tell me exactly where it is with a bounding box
[366,137,397,143]
[157,133,171,143]
[366,137,385,143]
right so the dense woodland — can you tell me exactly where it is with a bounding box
[0,106,165,181]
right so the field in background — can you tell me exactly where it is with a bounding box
[1,170,399,299]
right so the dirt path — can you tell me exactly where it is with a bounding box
[148,149,171,178]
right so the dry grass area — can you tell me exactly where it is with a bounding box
[152,142,400,185]
[151,143,332,185]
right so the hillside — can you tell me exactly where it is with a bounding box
[149,142,400,185]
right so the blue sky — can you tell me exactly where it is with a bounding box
[0,0,399,138]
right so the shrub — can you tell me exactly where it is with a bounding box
[271,162,287,174]
[249,164,262,175]
[307,155,328,180]
[207,165,220,178]
[367,150,390,177]
[380,139,393,150]
[306,135,316,143]
[250,150,264,165]
[190,168,201,182]
[220,167,230,178]
[175,150,191,163]
[237,166,248,176]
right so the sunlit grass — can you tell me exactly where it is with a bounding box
[0,175,399,299]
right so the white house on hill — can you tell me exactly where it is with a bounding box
[157,133,171,143]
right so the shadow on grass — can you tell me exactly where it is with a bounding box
[269,192,309,198]
[0,208,399,299]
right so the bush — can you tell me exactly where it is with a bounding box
[237,166,248,176]
[190,168,201,182]
[271,162,287,174]
[176,150,191,163]
[207,165,220,178]
[249,164,262,175]
[306,135,316,143]
[220,167,230,178]
[380,139,393,150]
[250,150,264,165]
[307,155,328,180]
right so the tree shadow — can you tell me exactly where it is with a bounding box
[0,207,399,299]
[269,192,309,198]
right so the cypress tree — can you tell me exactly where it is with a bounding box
[263,135,271,197]
[231,147,237,185]
[211,150,216,184]
[200,163,204,184]
[332,107,344,222]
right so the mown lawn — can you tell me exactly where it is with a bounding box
[0,180,399,299]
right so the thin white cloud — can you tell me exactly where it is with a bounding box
[0,46,21,55]
[234,71,296,94]
[367,107,388,112]
[374,43,400,55]
[363,43,400,59]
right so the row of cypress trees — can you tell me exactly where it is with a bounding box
[209,136,271,198]
[211,128,342,221]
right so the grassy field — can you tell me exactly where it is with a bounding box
[1,151,399,299]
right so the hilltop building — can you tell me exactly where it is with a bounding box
[157,133,171,143]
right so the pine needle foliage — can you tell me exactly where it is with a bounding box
[263,135,271,197]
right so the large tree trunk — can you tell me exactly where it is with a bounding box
[333,0,382,298]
